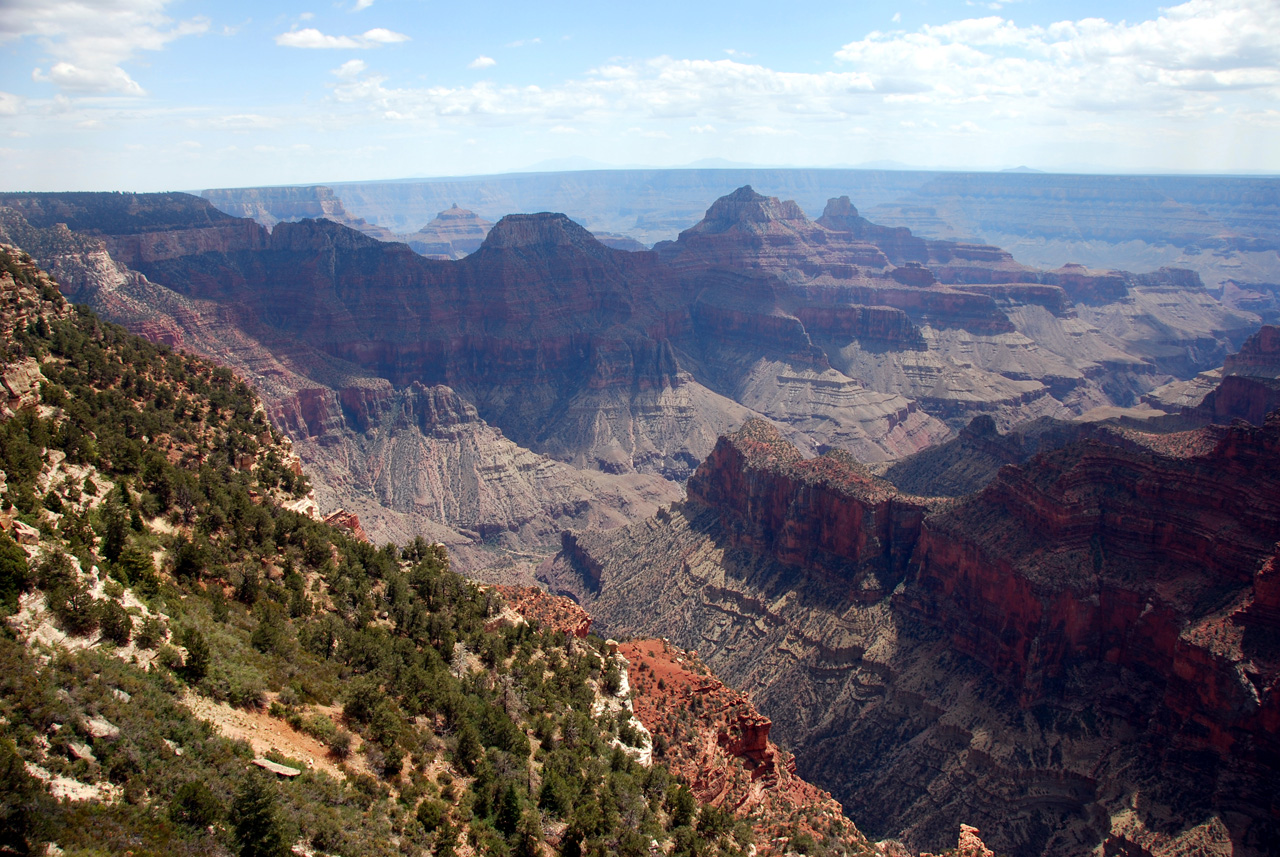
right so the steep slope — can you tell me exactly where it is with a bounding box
[660,187,1252,429]
[2,190,950,473]
[542,417,1280,857]
[873,324,1280,497]
[874,415,1087,497]
[0,206,680,560]
[0,247,860,857]
[0,186,1262,556]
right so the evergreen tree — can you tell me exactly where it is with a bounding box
[181,626,210,682]
[98,490,129,563]
[231,773,289,857]
[0,737,48,854]
[0,531,29,613]
[495,782,522,836]
[454,721,483,774]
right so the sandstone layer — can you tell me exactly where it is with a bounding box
[0,186,1263,559]
[542,415,1280,857]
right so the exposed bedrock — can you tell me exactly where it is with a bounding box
[3,187,1265,554]
[1224,323,1280,378]
[685,420,933,594]
[544,409,1280,856]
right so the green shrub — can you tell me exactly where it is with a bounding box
[169,780,222,828]
[47,578,100,637]
[326,729,352,760]
[98,598,133,645]
[0,737,49,852]
[135,615,165,649]
[231,773,290,857]
[0,531,29,613]
[180,626,210,682]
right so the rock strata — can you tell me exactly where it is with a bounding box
[406,204,493,258]
[619,638,867,856]
[1,186,1262,557]
[542,412,1280,856]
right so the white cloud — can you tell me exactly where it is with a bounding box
[279,29,360,49]
[506,38,541,48]
[362,28,409,44]
[192,113,283,130]
[834,0,1280,114]
[34,62,145,95]
[354,0,376,9]
[276,27,409,49]
[690,124,716,133]
[334,56,877,127]
[333,59,367,78]
[0,91,24,115]
[1,0,208,96]
[737,125,797,136]
[549,125,578,133]
[469,56,497,69]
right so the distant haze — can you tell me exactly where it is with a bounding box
[0,0,1277,190]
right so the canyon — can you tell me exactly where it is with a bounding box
[541,380,1280,856]
[0,183,1261,563]
[1,172,1277,855]
[207,168,1280,323]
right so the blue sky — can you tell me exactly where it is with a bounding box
[1,0,1277,191]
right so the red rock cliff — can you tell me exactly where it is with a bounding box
[903,414,1280,759]
[686,419,935,595]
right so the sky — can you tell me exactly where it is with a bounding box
[1,0,1277,191]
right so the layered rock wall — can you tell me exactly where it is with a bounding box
[686,420,933,591]
[549,405,1280,855]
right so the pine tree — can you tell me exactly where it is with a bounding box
[231,772,289,857]
[495,782,522,836]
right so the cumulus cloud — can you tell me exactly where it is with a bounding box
[276,27,409,49]
[315,0,1278,171]
[469,56,497,69]
[33,62,145,95]
[834,0,1280,113]
[1,0,208,96]
[0,91,23,115]
[334,55,876,126]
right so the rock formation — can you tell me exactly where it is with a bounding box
[0,202,684,561]
[0,186,1263,558]
[491,585,592,638]
[619,638,866,855]
[405,204,494,258]
[542,415,1280,856]
[201,184,404,244]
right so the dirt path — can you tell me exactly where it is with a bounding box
[181,693,350,779]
